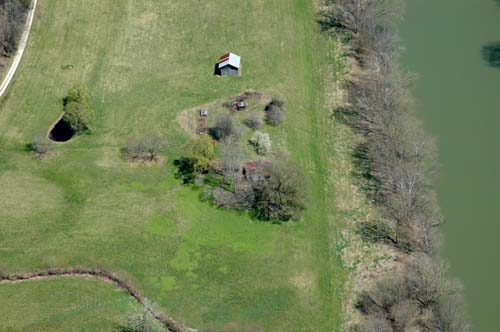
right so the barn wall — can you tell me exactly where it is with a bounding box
[220,65,239,76]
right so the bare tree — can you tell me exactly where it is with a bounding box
[219,141,244,181]
[123,300,162,332]
[123,133,164,162]
[433,294,470,332]
[244,112,262,129]
[253,159,306,222]
[405,255,456,309]
[210,114,235,142]
[0,0,30,56]
[30,131,52,157]
[265,97,286,126]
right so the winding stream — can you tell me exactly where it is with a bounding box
[401,1,500,331]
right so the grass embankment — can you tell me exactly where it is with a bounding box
[0,0,349,330]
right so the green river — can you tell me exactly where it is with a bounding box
[401,1,500,331]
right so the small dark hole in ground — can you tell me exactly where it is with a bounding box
[49,118,75,142]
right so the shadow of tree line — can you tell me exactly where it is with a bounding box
[482,42,500,68]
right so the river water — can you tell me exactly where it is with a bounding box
[400,1,500,331]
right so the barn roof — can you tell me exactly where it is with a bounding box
[218,52,241,69]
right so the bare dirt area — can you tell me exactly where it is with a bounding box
[176,90,270,137]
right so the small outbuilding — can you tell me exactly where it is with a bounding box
[242,160,272,182]
[215,52,241,77]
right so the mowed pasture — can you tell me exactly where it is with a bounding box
[0,277,141,332]
[0,0,344,331]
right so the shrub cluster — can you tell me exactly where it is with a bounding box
[62,85,95,134]
[320,0,469,331]
[0,0,30,57]
[175,95,301,222]
[212,159,306,222]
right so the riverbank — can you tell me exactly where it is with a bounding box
[319,0,469,330]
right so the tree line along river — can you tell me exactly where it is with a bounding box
[400,1,500,331]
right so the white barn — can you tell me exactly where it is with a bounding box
[217,52,241,76]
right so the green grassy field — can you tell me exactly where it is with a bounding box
[0,277,140,332]
[0,0,346,331]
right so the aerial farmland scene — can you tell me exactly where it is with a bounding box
[1,0,499,331]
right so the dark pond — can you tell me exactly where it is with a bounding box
[49,117,74,142]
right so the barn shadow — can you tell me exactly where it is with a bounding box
[482,42,500,69]
[214,63,221,76]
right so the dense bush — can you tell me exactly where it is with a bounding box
[62,85,95,134]
[190,134,215,172]
[174,136,215,184]
[249,131,271,155]
[63,101,94,134]
[123,133,164,162]
[0,0,31,57]
[30,131,51,157]
[265,97,286,126]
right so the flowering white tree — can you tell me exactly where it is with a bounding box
[249,131,271,155]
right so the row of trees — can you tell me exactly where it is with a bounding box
[0,0,30,57]
[319,0,468,331]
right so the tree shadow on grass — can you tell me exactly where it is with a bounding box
[482,42,500,69]
[351,143,380,198]
[173,157,196,184]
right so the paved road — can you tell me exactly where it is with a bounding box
[0,0,38,98]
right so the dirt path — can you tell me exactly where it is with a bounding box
[0,0,38,98]
[0,267,196,332]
